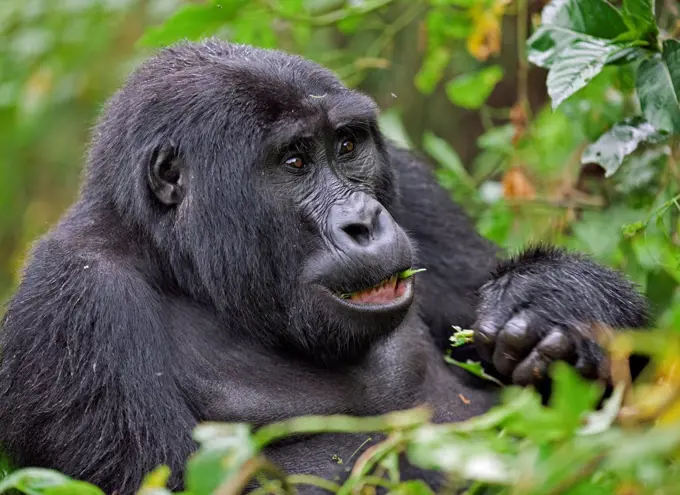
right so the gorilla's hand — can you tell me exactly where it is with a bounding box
[473,246,648,386]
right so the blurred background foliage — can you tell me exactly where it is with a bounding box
[0,0,679,331]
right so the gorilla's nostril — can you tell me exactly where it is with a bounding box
[342,223,372,246]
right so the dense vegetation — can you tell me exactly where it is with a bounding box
[0,0,679,493]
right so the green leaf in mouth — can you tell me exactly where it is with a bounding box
[398,268,426,279]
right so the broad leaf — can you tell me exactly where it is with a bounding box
[540,0,629,40]
[546,39,622,109]
[527,25,583,68]
[445,65,504,109]
[527,0,634,70]
[622,0,658,42]
[581,116,667,177]
[636,40,680,133]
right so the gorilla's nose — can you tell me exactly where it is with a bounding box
[329,193,397,254]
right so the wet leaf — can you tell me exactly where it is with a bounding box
[636,40,680,133]
[581,116,667,177]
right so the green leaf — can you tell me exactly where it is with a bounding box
[0,468,104,495]
[636,40,680,133]
[527,0,633,70]
[444,357,503,387]
[398,268,426,279]
[664,39,680,99]
[622,0,658,42]
[422,131,476,191]
[549,362,603,432]
[444,65,504,110]
[540,0,629,39]
[378,109,413,150]
[414,46,451,95]
[581,116,667,176]
[387,480,436,495]
[186,423,258,495]
[547,39,623,109]
[138,1,248,48]
[450,326,474,348]
[527,25,583,68]
[408,426,516,484]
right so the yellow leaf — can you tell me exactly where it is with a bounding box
[466,0,510,61]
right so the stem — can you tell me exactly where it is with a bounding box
[214,457,294,495]
[366,1,427,58]
[516,0,531,119]
[253,407,431,448]
[288,474,341,493]
[260,0,398,26]
[337,434,405,495]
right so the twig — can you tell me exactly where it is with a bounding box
[516,0,531,119]
[214,457,294,495]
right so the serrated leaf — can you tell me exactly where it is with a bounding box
[527,25,583,68]
[540,0,629,40]
[547,39,623,109]
[444,65,504,109]
[581,116,667,177]
[636,41,680,133]
[527,0,639,70]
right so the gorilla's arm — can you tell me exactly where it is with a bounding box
[0,237,196,494]
[389,145,649,384]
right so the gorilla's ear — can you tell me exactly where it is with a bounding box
[148,141,185,206]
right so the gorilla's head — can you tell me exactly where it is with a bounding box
[84,39,417,363]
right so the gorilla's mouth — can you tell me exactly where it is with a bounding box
[336,268,423,306]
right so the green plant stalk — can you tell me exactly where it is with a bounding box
[253,408,431,448]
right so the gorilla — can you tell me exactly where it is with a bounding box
[0,39,648,494]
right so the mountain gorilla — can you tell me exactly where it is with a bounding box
[0,39,648,494]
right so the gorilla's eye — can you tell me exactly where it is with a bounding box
[339,138,355,156]
[285,156,305,169]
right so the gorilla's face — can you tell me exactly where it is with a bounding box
[98,42,416,363]
[272,99,416,354]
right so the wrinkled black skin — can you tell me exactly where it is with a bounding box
[0,40,648,495]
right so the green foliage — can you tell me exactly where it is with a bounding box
[445,65,504,109]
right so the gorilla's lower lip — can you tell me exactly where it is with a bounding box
[321,276,415,313]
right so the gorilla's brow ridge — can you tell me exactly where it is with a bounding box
[268,93,377,153]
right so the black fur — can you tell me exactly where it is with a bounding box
[0,40,648,494]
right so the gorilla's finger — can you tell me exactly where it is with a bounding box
[512,348,551,386]
[473,318,503,363]
[534,329,575,361]
[492,311,541,376]
[576,351,610,381]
